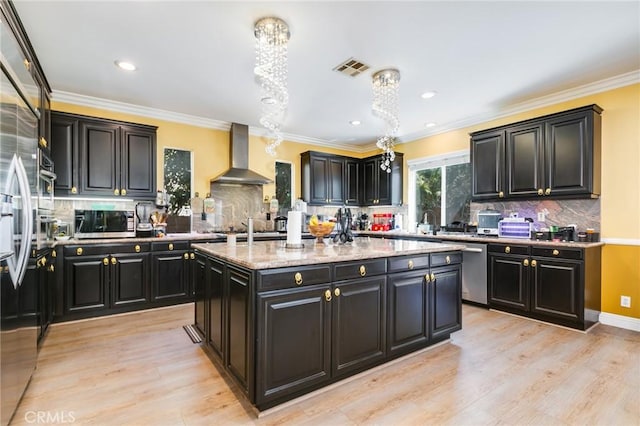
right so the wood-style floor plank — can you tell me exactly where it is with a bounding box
[10,304,640,425]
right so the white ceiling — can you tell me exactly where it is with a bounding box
[13,1,640,149]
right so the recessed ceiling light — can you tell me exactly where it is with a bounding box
[349,120,361,126]
[421,91,437,99]
[115,60,136,71]
[425,122,437,128]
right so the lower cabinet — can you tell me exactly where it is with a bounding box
[488,243,599,330]
[430,264,462,341]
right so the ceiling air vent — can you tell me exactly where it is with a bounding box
[333,57,370,77]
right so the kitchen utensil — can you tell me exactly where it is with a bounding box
[274,216,287,232]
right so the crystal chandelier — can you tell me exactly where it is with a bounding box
[372,68,400,173]
[254,17,290,156]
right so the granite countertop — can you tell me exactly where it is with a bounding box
[356,230,605,248]
[192,237,466,270]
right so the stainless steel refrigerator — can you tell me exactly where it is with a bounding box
[0,57,38,425]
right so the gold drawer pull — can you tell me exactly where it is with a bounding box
[523,259,529,267]
[446,255,451,264]
[531,260,537,267]
[121,189,127,196]
[183,253,189,260]
[324,289,332,302]
[294,272,303,285]
[103,257,109,265]
[425,273,430,283]
[408,260,414,270]
[48,264,55,272]
[505,246,511,254]
[359,265,366,276]
[537,188,543,196]
[114,189,120,196]
[51,250,57,258]
[190,253,195,260]
[545,188,551,196]
[71,186,77,194]
[168,243,174,251]
[552,249,559,256]
[135,245,141,253]
[111,257,117,265]
[430,273,436,282]
[334,288,341,297]
[76,247,83,256]
[498,191,504,198]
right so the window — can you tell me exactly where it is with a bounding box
[163,148,192,215]
[275,161,293,214]
[408,150,470,229]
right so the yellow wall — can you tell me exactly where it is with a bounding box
[53,83,640,319]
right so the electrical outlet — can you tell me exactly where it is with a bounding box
[621,295,631,308]
[537,212,545,222]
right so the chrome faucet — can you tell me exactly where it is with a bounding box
[246,217,254,245]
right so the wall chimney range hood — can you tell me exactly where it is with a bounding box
[210,123,272,185]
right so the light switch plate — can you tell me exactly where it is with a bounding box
[621,295,631,308]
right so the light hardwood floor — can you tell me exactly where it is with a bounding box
[11,304,640,425]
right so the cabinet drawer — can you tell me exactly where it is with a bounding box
[488,244,530,256]
[531,247,582,260]
[257,265,332,291]
[334,259,386,281]
[64,243,150,256]
[430,252,462,267]
[387,254,430,273]
[151,241,190,252]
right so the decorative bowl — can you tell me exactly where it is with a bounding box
[308,222,336,243]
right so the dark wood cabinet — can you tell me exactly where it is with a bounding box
[110,253,150,307]
[387,269,429,356]
[206,259,225,358]
[471,105,602,200]
[488,244,600,330]
[151,248,192,303]
[226,265,252,392]
[301,151,345,205]
[64,254,109,314]
[301,151,402,207]
[193,255,207,339]
[430,264,462,341]
[51,111,157,198]
[362,153,403,206]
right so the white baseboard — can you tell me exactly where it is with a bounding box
[599,312,640,332]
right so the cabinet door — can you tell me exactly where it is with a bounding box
[121,126,156,198]
[362,158,378,205]
[506,123,544,197]
[328,157,345,204]
[430,265,462,341]
[50,113,78,193]
[79,120,120,196]
[193,255,207,338]
[332,277,386,378]
[151,252,190,301]
[544,111,593,196]
[226,266,252,393]
[489,254,529,312]
[344,159,360,205]
[207,259,225,358]
[387,270,429,357]
[110,253,150,307]
[256,285,331,406]
[471,130,505,200]
[64,255,109,313]
[531,258,581,323]
[308,155,329,204]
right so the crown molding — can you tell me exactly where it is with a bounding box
[52,70,639,151]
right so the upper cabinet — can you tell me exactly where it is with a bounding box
[51,112,157,199]
[471,105,602,201]
[301,151,403,207]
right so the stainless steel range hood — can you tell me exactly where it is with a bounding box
[210,123,272,185]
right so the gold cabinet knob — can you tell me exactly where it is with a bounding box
[183,253,189,260]
[135,245,141,253]
[190,253,195,260]
[168,243,174,251]
[446,255,451,264]
[505,246,511,254]
[498,191,504,198]
[425,273,430,283]
[51,250,57,258]
[545,188,551,196]
[531,260,537,267]
[48,264,54,272]
[523,259,529,267]
[76,247,83,256]
[334,288,341,297]
[325,289,332,302]
[294,272,303,285]
[42,256,47,265]
[552,249,559,256]
[408,260,414,270]
[537,188,544,196]
[359,265,366,276]
[39,137,48,148]
[111,257,117,265]
[103,257,109,265]
[71,186,77,194]
[46,185,52,193]
[114,189,120,196]
[121,189,127,196]
[23,58,31,70]
[430,273,436,282]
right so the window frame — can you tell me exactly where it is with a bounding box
[163,147,194,214]
[408,150,470,228]
[275,159,295,212]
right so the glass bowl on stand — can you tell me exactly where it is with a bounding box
[308,222,335,244]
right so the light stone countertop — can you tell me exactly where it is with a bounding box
[192,237,466,270]
[356,230,605,248]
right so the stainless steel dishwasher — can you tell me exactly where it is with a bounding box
[460,242,488,305]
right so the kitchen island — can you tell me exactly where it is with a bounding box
[192,237,465,411]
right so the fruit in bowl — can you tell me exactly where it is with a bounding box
[308,220,335,243]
